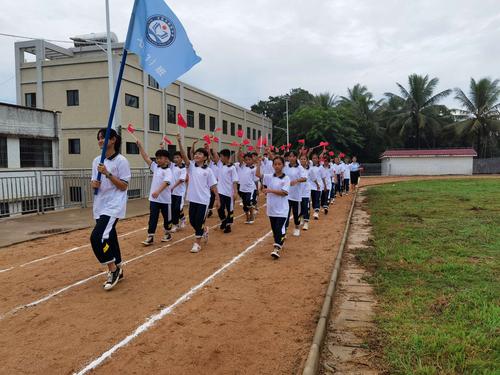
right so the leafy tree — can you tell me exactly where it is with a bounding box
[385,74,451,148]
[450,78,500,157]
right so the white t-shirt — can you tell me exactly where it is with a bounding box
[262,157,274,175]
[301,166,315,198]
[149,162,173,204]
[311,165,323,191]
[237,164,257,193]
[284,163,306,202]
[343,163,351,179]
[186,162,218,206]
[332,163,343,176]
[216,161,239,197]
[91,153,131,220]
[209,161,219,180]
[320,165,333,190]
[263,173,290,218]
[171,164,187,197]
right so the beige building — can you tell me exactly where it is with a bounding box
[15,38,272,168]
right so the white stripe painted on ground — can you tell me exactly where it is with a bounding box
[74,230,272,375]
[0,208,259,321]
[0,226,147,274]
[1,199,245,273]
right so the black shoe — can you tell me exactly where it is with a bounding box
[104,267,121,291]
[220,222,227,230]
[224,226,232,233]
[207,209,213,218]
[324,208,329,215]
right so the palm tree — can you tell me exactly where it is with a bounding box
[385,74,451,148]
[313,92,337,109]
[341,84,384,124]
[451,78,500,157]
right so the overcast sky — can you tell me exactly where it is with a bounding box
[1,0,499,109]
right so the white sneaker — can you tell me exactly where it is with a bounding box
[180,218,187,229]
[293,228,300,237]
[190,243,201,253]
[141,235,154,246]
[300,218,304,226]
[303,222,309,230]
[239,202,243,207]
[170,225,178,233]
[271,247,281,259]
[313,212,319,220]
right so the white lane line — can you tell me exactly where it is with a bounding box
[0,226,147,274]
[74,230,272,375]
[0,199,244,273]
[0,208,258,321]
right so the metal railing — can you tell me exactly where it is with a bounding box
[0,168,152,218]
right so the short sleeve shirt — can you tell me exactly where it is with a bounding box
[186,162,218,206]
[263,174,290,218]
[149,162,173,204]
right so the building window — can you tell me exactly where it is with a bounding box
[258,130,261,140]
[66,90,79,106]
[167,104,176,124]
[0,202,9,218]
[69,186,82,202]
[0,137,7,168]
[230,122,235,136]
[247,127,251,139]
[20,138,52,167]
[149,114,160,132]
[125,93,139,108]
[209,116,216,132]
[127,189,141,199]
[25,93,36,108]
[253,129,256,140]
[68,139,80,154]
[199,113,206,130]
[126,142,139,154]
[222,120,228,134]
[148,75,159,89]
[187,110,195,128]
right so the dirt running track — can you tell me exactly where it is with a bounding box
[1,176,495,374]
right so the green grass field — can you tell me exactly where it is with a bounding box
[360,179,500,375]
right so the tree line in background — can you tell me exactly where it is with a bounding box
[250,75,500,162]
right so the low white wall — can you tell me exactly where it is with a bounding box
[382,156,473,176]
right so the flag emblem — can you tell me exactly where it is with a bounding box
[146,15,176,47]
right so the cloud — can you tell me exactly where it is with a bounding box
[0,0,499,109]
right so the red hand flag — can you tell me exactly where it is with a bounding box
[127,124,136,133]
[262,137,268,145]
[214,127,222,133]
[298,139,305,144]
[177,113,187,128]
[237,129,244,138]
[230,141,240,146]
[213,136,220,143]
[203,134,212,144]
[247,145,254,151]
[328,151,334,157]
[163,135,173,145]
[242,139,250,145]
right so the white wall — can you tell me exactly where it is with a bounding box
[382,156,474,176]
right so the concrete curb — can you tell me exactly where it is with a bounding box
[302,191,358,375]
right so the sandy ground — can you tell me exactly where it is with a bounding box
[1,176,496,375]
[0,193,353,374]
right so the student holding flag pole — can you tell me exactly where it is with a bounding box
[90,0,201,287]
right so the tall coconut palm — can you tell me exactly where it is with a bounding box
[385,74,451,148]
[452,78,500,157]
[313,92,337,109]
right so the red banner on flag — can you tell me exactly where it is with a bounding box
[177,113,187,128]
[163,135,173,145]
[127,124,136,133]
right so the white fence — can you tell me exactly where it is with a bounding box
[0,168,152,218]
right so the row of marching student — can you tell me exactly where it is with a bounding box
[88,128,361,291]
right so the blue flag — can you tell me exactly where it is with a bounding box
[124,0,201,89]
